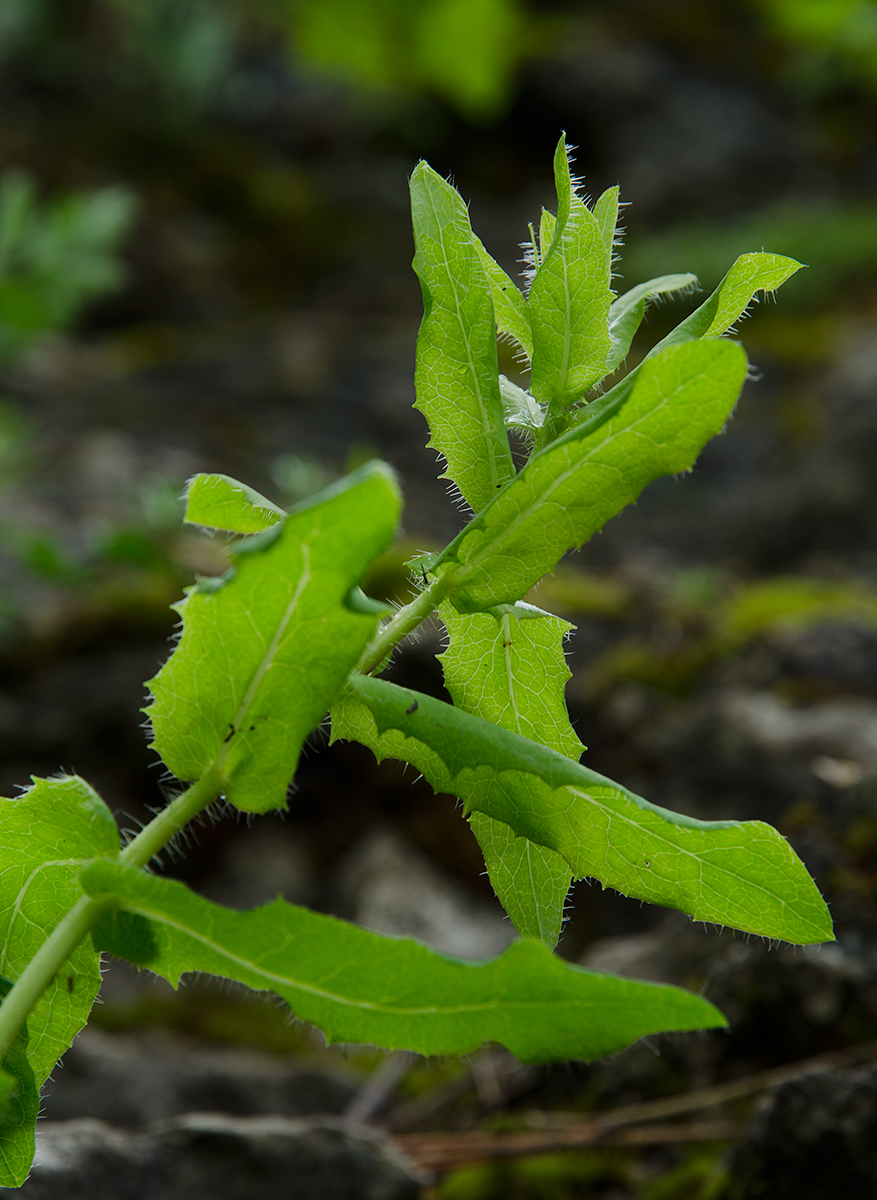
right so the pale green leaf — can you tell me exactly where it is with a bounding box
[410,162,515,512]
[333,675,833,945]
[184,473,284,534]
[82,860,726,1064]
[593,185,620,257]
[440,602,583,945]
[606,273,698,374]
[538,208,556,263]
[439,340,747,613]
[147,462,400,814]
[473,236,533,358]
[529,137,614,413]
[0,776,118,1186]
[498,375,543,432]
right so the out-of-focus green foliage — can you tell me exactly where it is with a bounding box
[759,0,877,93]
[0,0,538,123]
[626,199,877,308]
[287,0,526,118]
[578,569,877,696]
[109,0,239,112]
[0,171,136,365]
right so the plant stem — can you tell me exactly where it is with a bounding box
[356,573,451,676]
[0,765,226,1065]
[0,569,443,1069]
[0,893,110,1062]
[119,763,225,870]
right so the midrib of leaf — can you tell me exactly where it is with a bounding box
[425,189,507,496]
[570,785,805,920]
[0,860,86,972]
[450,362,700,582]
[546,225,577,407]
[501,613,523,735]
[94,895,618,1017]
[217,539,313,772]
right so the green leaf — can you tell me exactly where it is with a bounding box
[440,602,582,946]
[538,208,556,262]
[334,675,833,945]
[410,162,515,512]
[650,252,803,354]
[529,137,614,414]
[473,236,533,358]
[81,860,726,1064]
[184,473,285,534]
[606,274,698,374]
[592,185,620,259]
[0,978,36,1190]
[498,375,543,432]
[147,462,400,814]
[440,340,748,613]
[0,775,118,1185]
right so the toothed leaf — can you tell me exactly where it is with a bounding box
[410,162,515,512]
[529,136,614,412]
[440,602,583,946]
[82,861,726,1064]
[440,340,747,612]
[652,252,803,352]
[0,776,118,1186]
[148,462,400,813]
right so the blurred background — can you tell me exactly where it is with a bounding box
[7,2,877,1197]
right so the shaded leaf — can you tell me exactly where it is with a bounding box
[606,273,698,374]
[440,602,582,945]
[474,236,532,357]
[82,860,726,1064]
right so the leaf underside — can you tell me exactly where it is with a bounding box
[333,675,833,946]
[82,860,726,1065]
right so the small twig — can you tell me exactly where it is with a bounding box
[523,1036,877,1132]
[392,1038,877,1173]
[395,1120,740,1173]
[344,1051,415,1124]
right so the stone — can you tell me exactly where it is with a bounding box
[0,1114,425,1200]
[725,1067,877,1200]
[41,1028,358,1127]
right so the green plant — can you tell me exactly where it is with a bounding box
[0,138,830,1186]
[0,169,135,365]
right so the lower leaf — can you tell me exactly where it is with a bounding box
[82,861,726,1065]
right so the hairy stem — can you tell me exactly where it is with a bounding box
[0,893,110,1063]
[119,763,225,870]
[357,573,451,676]
[0,765,226,1065]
